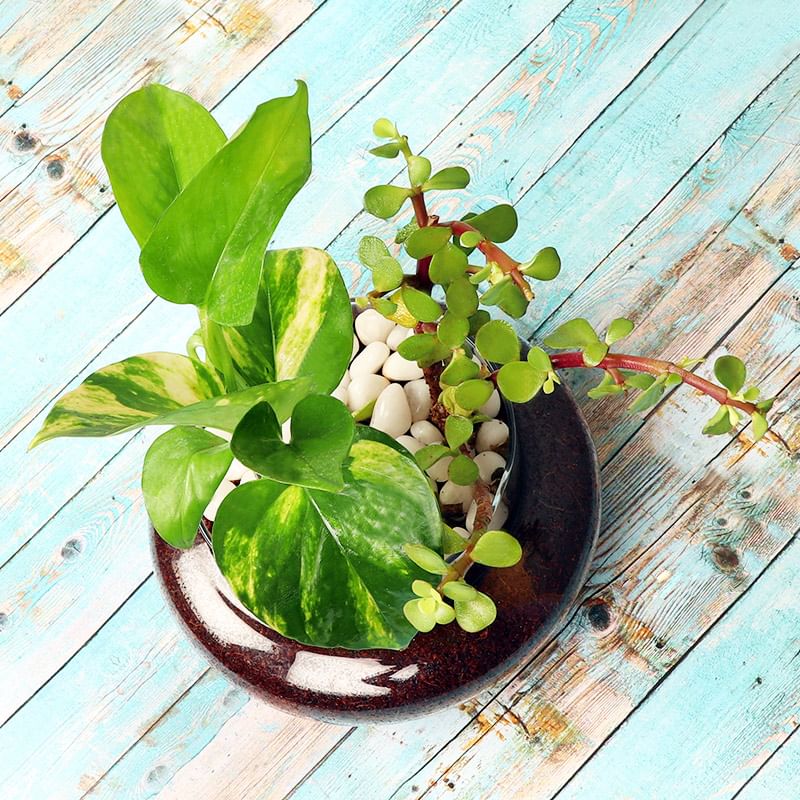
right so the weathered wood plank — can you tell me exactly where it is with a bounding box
[0,0,121,116]
[0,0,327,309]
[557,529,800,800]
[735,726,800,800]
[382,302,799,799]
[0,0,689,450]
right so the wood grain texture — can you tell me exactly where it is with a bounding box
[2,0,799,797]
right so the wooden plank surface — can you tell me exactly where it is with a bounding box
[1,0,798,797]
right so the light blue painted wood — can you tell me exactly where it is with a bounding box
[558,532,800,800]
[0,578,210,800]
[735,727,800,800]
[1,0,799,797]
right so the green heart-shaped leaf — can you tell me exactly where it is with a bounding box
[405,226,452,260]
[101,84,226,247]
[423,166,470,190]
[213,432,442,649]
[143,426,232,549]
[232,395,355,492]
[140,81,311,326]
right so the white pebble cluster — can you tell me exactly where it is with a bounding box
[203,309,512,529]
[344,310,510,521]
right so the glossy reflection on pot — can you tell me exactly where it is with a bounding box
[152,376,599,725]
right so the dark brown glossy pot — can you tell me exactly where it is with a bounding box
[151,375,600,725]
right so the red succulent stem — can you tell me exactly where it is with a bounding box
[445,219,532,299]
[547,351,759,414]
[410,192,433,289]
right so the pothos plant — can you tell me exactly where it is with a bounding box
[32,82,776,651]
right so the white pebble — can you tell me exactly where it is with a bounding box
[223,458,248,483]
[331,371,350,404]
[465,500,477,532]
[474,451,506,484]
[410,420,443,444]
[349,341,390,378]
[426,455,452,482]
[476,419,509,452]
[370,384,412,438]
[386,324,412,350]
[404,379,432,422]
[396,435,423,454]
[355,309,395,345]
[239,470,259,485]
[478,390,501,418]
[351,334,360,360]
[204,480,237,522]
[347,374,389,413]
[382,351,424,381]
[453,526,470,540]
[440,481,473,512]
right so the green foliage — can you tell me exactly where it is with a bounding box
[213,432,442,650]
[442,524,467,555]
[454,591,496,632]
[408,155,432,185]
[397,333,451,365]
[459,231,483,248]
[583,340,609,367]
[219,248,352,394]
[703,405,734,435]
[364,184,412,218]
[475,320,520,364]
[405,226,451,259]
[479,276,528,318]
[142,427,232,549]
[520,247,561,281]
[628,377,665,413]
[437,312,469,348]
[442,580,478,601]
[751,411,768,440]
[471,531,522,567]
[466,204,518,243]
[446,277,479,317]
[605,317,635,345]
[101,84,226,247]
[497,362,543,403]
[369,142,401,158]
[544,318,599,349]
[527,346,552,373]
[402,285,442,322]
[448,454,479,486]
[587,372,625,399]
[395,219,420,243]
[232,396,354,492]
[373,117,399,138]
[441,354,480,386]
[403,543,449,575]
[140,82,311,326]
[714,355,747,395]
[423,166,470,190]
[359,235,390,265]
[455,379,494,410]
[445,415,473,450]
[430,243,469,284]
[415,443,452,470]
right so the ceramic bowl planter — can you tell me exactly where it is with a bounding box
[152,323,600,724]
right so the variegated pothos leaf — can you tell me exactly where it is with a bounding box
[213,432,442,650]
[31,352,309,447]
[221,247,352,394]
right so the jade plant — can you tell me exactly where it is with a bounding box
[32,82,776,651]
